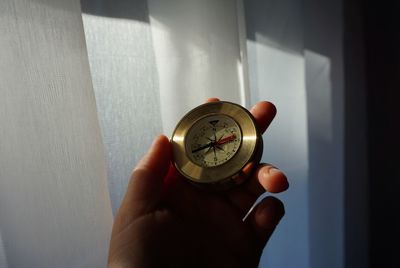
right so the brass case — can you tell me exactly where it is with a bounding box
[171,101,263,191]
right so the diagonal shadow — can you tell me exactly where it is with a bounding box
[81,0,150,22]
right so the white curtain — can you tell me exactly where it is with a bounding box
[0,0,112,267]
[81,0,249,214]
[0,0,345,267]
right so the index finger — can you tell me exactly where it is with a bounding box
[250,101,277,134]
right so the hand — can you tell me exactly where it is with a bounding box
[108,99,289,268]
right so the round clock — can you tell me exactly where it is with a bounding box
[171,101,263,190]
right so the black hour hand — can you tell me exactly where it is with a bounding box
[192,142,213,153]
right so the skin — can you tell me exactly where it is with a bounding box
[108,99,289,268]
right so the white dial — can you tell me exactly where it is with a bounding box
[185,114,242,167]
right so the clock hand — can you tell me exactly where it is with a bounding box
[216,134,236,145]
[192,132,235,154]
[192,142,213,153]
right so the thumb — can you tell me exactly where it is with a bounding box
[114,135,172,230]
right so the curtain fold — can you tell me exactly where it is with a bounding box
[81,0,249,212]
[148,0,249,136]
[0,0,113,267]
[0,0,346,267]
[82,6,163,214]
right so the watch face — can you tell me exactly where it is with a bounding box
[185,114,242,167]
[171,101,262,189]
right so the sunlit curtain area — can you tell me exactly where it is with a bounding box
[1,0,385,267]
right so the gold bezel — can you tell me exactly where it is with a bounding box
[171,101,261,185]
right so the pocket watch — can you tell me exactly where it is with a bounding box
[171,101,263,190]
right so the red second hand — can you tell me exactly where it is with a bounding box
[217,134,236,145]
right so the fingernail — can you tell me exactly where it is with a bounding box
[269,168,289,192]
[262,167,280,179]
[268,168,281,175]
[265,167,289,192]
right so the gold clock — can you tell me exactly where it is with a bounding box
[171,101,263,190]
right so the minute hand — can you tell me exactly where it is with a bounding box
[192,142,213,153]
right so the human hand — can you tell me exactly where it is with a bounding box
[108,99,289,268]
